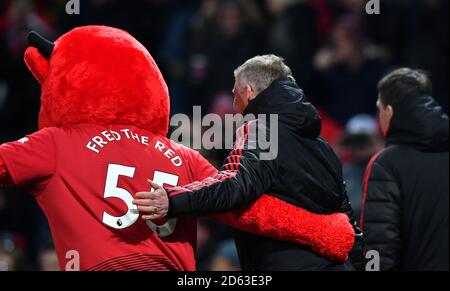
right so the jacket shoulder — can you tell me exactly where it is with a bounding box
[365,147,401,204]
[370,145,404,173]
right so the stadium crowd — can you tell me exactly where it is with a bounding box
[0,0,448,270]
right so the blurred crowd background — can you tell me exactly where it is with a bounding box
[0,0,448,271]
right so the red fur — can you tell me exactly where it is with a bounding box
[36,26,169,136]
[218,194,355,262]
[24,47,49,84]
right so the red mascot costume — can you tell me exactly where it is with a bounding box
[0,26,354,271]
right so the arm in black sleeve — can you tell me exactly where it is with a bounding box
[167,120,278,217]
[362,160,402,271]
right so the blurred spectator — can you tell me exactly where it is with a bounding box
[0,187,52,270]
[39,248,59,271]
[317,108,344,146]
[266,0,339,95]
[313,14,390,125]
[336,114,383,221]
[0,232,27,271]
[157,0,199,114]
[196,219,237,271]
[0,0,56,142]
[399,0,449,111]
[266,0,321,93]
[209,239,240,271]
[0,251,15,271]
[185,0,265,110]
[0,0,448,271]
[0,0,56,58]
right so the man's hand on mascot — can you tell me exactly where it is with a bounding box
[133,180,169,220]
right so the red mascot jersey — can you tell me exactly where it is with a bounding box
[0,124,217,271]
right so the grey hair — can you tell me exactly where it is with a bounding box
[233,54,293,94]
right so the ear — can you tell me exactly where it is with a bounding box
[386,104,394,119]
[24,47,49,84]
[242,84,253,101]
[381,104,394,137]
[245,84,257,101]
[24,31,55,84]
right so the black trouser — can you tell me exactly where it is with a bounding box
[235,231,355,271]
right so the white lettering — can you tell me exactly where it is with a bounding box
[155,141,166,152]
[130,131,140,141]
[102,130,114,142]
[92,136,107,148]
[171,156,182,167]
[86,129,150,154]
[120,129,131,139]
[178,275,211,288]
[164,149,175,159]
[110,130,121,140]
[86,141,99,153]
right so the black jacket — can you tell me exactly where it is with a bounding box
[167,77,360,270]
[361,95,449,271]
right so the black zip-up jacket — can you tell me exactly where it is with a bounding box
[361,95,449,271]
[167,77,361,270]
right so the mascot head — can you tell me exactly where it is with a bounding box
[24,25,169,136]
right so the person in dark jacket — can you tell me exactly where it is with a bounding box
[136,55,362,271]
[361,68,449,271]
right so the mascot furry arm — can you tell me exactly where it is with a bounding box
[217,196,354,262]
[0,29,354,263]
